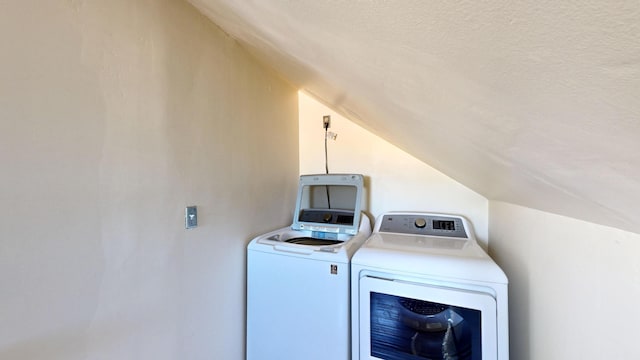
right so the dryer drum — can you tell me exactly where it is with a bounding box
[410,324,473,360]
[399,301,471,359]
[370,293,478,360]
[399,299,463,332]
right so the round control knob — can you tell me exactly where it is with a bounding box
[414,218,427,228]
[323,213,333,223]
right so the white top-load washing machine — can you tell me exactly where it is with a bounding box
[351,212,508,360]
[246,174,372,360]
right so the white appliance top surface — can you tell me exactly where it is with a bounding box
[364,232,485,257]
[248,212,372,262]
[352,212,507,284]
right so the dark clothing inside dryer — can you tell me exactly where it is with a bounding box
[370,292,481,360]
[284,237,342,245]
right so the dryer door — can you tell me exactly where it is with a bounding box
[358,276,497,360]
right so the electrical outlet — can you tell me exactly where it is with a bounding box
[323,115,331,129]
[185,206,197,229]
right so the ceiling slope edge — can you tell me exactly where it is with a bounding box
[188,0,640,235]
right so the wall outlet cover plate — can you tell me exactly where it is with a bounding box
[186,206,197,229]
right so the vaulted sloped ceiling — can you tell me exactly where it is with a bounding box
[189,0,640,234]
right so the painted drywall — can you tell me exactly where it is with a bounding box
[299,92,489,245]
[0,1,298,359]
[489,202,640,359]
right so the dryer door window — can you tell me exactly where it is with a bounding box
[358,276,497,360]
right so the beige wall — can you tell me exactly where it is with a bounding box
[298,92,489,244]
[489,202,640,359]
[0,1,298,359]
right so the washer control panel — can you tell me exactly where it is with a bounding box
[378,214,468,238]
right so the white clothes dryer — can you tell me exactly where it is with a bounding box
[351,212,508,360]
[246,174,372,360]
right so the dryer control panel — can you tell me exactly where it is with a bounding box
[378,214,468,238]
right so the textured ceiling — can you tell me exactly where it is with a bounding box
[189,0,640,234]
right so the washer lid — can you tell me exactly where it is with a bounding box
[291,174,364,235]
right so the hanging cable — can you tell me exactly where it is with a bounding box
[324,118,331,208]
[324,125,330,175]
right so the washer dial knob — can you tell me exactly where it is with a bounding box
[414,218,427,228]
